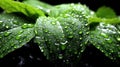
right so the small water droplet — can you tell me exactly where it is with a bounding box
[21,24,28,29]
[0,21,3,24]
[13,21,18,24]
[18,30,23,34]
[16,35,21,40]
[79,37,82,40]
[68,35,73,38]
[101,33,108,38]
[51,22,56,25]
[117,37,120,41]
[27,24,34,28]
[106,38,112,43]
[64,26,68,29]
[5,25,9,29]
[79,31,82,34]
[58,54,63,59]
[44,29,48,33]
[4,32,11,36]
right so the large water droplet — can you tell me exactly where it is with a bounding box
[18,30,23,34]
[4,32,11,36]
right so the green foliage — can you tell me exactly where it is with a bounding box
[0,0,120,64]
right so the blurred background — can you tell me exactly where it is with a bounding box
[0,0,120,67]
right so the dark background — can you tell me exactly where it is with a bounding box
[0,0,120,67]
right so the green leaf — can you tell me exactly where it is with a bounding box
[96,6,117,18]
[49,3,95,17]
[89,22,120,60]
[23,0,53,14]
[0,13,32,32]
[0,0,45,19]
[0,25,35,58]
[34,16,66,61]
[34,9,89,63]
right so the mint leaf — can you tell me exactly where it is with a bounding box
[0,0,45,19]
[34,16,66,60]
[89,23,120,60]
[0,26,35,58]
[34,9,89,63]
[0,13,32,32]
[96,6,117,18]
[49,3,95,17]
[23,0,53,14]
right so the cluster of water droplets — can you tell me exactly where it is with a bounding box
[90,22,120,60]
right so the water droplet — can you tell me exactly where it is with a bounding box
[16,35,21,40]
[21,23,28,29]
[13,21,18,24]
[44,29,48,33]
[68,35,73,38]
[51,22,56,25]
[58,54,63,59]
[106,38,112,43]
[79,37,82,40]
[4,32,11,36]
[79,31,82,34]
[18,30,23,34]
[64,26,68,29]
[5,25,9,29]
[117,37,120,41]
[101,33,108,38]
[27,24,34,28]
[55,43,59,46]
[0,21,3,24]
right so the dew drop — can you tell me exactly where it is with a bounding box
[27,24,34,28]
[79,31,82,34]
[21,24,28,29]
[101,33,108,38]
[13,21,18,24]
[64,26,68,29]
[4,32,11,36]
[117,37,120,41]
[16,35,21,40]
[51,22,56,25]
[18,30,23,34]
[58,54,63,59]
[79,37,82,40]
[68,35,73,38]
[0,21,3,24]
[5,25,9,29]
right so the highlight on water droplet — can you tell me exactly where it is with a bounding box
[79,31,82,34]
